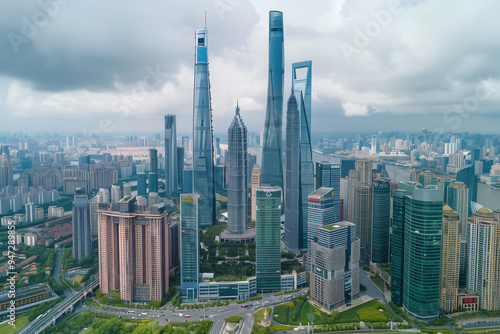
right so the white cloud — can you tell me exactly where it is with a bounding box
[342,102,368,116]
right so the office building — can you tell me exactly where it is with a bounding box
[391,189,406,307]
[192,27,216,227]
[371,178,390,263]
[137,172,147,196]
[150,148,158,173]
[149,173,158,193]
[111,184,121,203]
[293,61,314,249]
[256,186,282,292]
[177,147,184,191]
[456,164,477,214]
[165,115,178,196]
[340,159,356,179]
[467,207,500,310]
[310,221,360,310]
[227,104,248,234]
[284,91,300,252]
[261,11,284,190]
[315,162,341,222]
[180,193,200,303]
[72,189,91,260]
[306,187,336,272]
[440,205,460,312]
[0,153,13,189]
[98,196,170,304]
[402,184,443,321]
[251,165,261,222]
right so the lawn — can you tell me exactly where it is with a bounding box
[70,276,83,284]
[0,315,30,334]
[254,307,271,323]
[300,301,341,325]
[421,329,456,334]
[352,300,400,322]
[273,304,289,324]
[463,327,500,334]
[336,309,360,323]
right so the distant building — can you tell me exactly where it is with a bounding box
[137,172,147,196]
[165,115,178,196]
[24,232,37,246]
[315,162,340,222]
[456,164,477,214]
[149,173,158,193]
[98,196,170,304]
[72,189,91,260]
[180,193,200,303]
[340,159,356,179]
[111,184,121,203]
[250,165,261,222]
[256,186,282,292]
[310,221,360,310]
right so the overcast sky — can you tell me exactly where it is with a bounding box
[1,0,499,137]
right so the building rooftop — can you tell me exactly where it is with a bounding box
[308,187,334,201]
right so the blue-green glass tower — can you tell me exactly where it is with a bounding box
[292,61,313,249]
[261,11,284,190]
[402,184,443,321]
[180,193,200,303]
[192,27,215,227]
[371,178,390,263]
[391,188,406,307]
[256,186,282,292]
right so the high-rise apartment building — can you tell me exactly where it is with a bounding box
[371,178,390,263]
[256,186,281,292]
[467,207,500,310]
[192,27,216,227]
[261,11,284,190]
[227,104,248,234]
[98,196,170,304]
[284,92,300,252]
[305,187,336,272]
[315,162,341,222]
[180,193,200,303]
[251,165,261,222]
[440,205,460,312]
[165,115,178,196]
[310,221,360,310]
[73,189,91,260]
[111,184,121,203]
[402,184,443,321]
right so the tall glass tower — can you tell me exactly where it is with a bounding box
[391,189,407,307]
[284,92,300,252]
[256,186,282,292]
[315,161,341,222]
[261,11,284,190]
[192,27,215,227]
[227,104,248,234]
[292,61,313,249]
[371,178,390,263]
[180,193,200,303]
[164,115,178,196]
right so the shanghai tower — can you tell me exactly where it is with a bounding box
[227,103,248,234]
[192,27,216,227]
[261,11,284,189]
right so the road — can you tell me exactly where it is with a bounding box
[53,246,64,285]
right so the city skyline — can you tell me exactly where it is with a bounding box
[1,1,499,136]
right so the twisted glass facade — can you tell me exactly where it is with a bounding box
[193,28,215,227]
[284,92,300,252]
[227,105,248,234]
[256,186,282,292]
[292,61,313,249]
[180,193,200,303]
[261,11,284,190]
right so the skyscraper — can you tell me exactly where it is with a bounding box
[165,115,178,196]
[371,178,390,263]
[402,184,443,321]
[0,153,13,189]
[292,61,314,249]
[177,147,184,191]
[111,184,121,203]
[261,11,284,190]
[192,27,216,227]
[251,165,261,222]
[137,172,147,196]
[315,162,341,222]
[391,189,406,307]
[440,205,460,312]
[305,187,336,272]
[227,104,248,234]
[98,197,170,304]
[180,193,200,303]
[256,186,281,292]
[310,221,360,310]
[456,164,477,214]
[340,159,356,179]
[72,188,91,260]
[150,148,158,174]
[467,207,500,310]
[284,92,300,252]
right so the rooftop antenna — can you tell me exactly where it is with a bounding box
[204,11,207,29]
